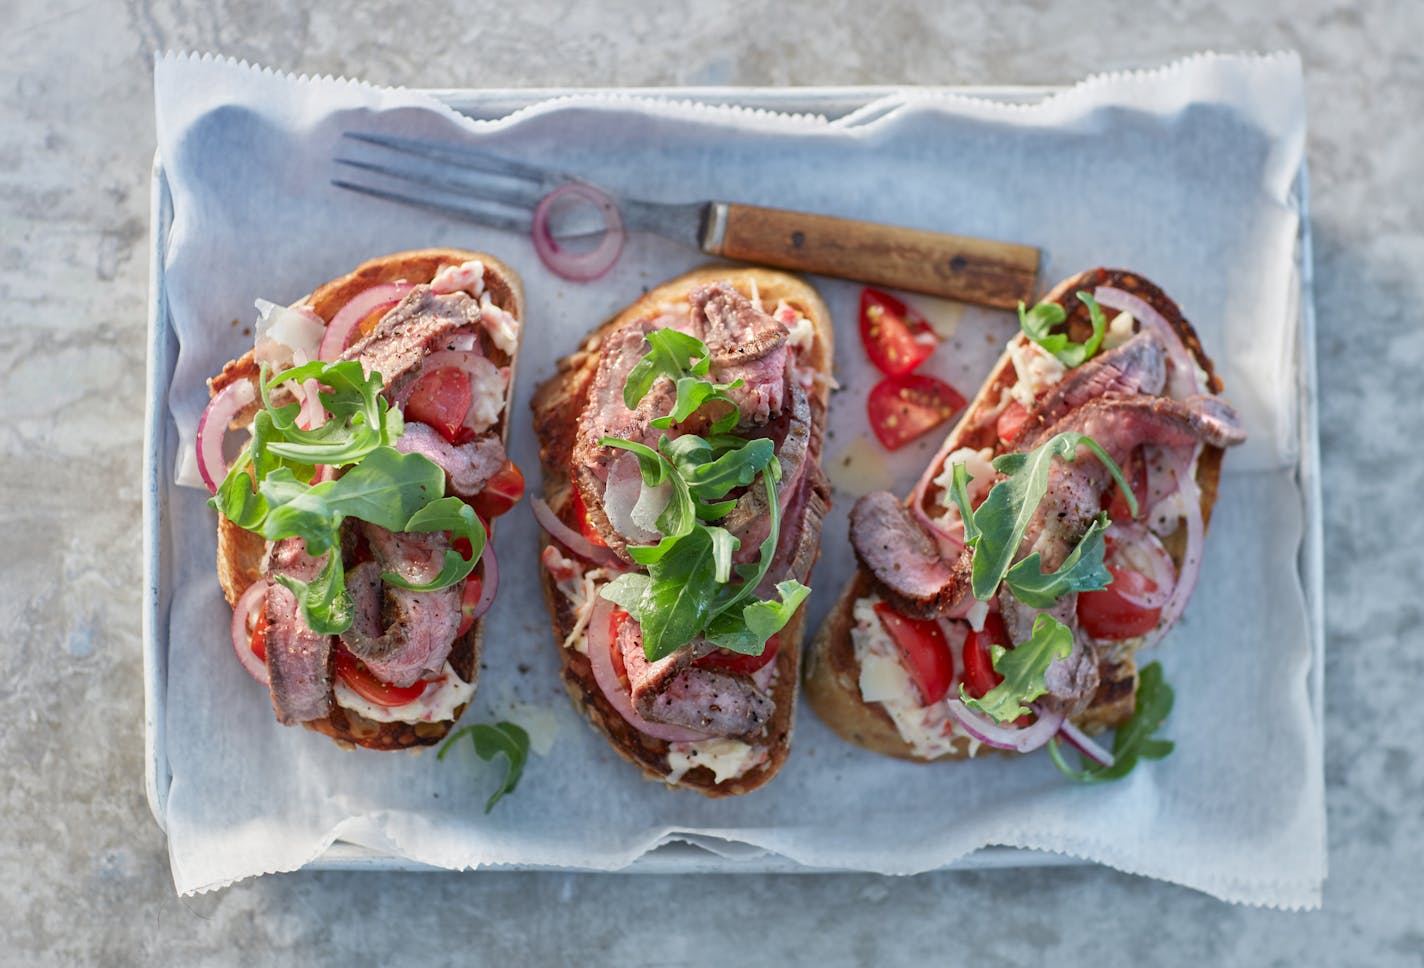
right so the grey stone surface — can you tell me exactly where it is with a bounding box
[1,0,1419,964]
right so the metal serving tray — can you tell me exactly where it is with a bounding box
[142,85,1323,875]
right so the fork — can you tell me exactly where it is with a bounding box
[334,132,1039,309]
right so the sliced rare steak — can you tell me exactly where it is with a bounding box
[340,285,481,400]
[263,537,334,724]
[394,422,507,498]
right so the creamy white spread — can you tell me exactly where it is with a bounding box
[478,292,520,356]
[930,446,996,533]
[850,596,967,760]
[465,364,509,435]
[333,661,475,724]
[431,260,486,298]
[1006,335,1067,406]
[666,737,767,785]
[540,545,614,655]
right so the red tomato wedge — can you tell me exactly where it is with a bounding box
[249,610,269,663]
[1104,447,1149,523]
[567,484,608,547]
[872,603,954,705]
[859,288,938,376]
[696,634,780,676]
[456,573,483,637]
[334,649,430,707]
[609,609,631,684]
[404,367,474,445]
[962,611,1010,699]
[867,374,967,451]
[1078,565,1163,639]
[996,399,1030,445]
[469,460,525,521]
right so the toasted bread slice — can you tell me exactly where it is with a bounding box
[531,267,833,796]
[804,268,1226,761]
[209,248,524,751]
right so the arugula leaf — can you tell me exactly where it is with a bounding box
[636,527,721,659]
[272,547,351,636]
[705,580,810,655]
[965,431,1133,601]
[623,329,713,409]
[706,526,739,583]
[1018,290,1108,368]
[438,721,531,813]
[1004,513,1112,609]
[960,613,1074,723]
[1048,661,1175,783]
[381,498,486,592]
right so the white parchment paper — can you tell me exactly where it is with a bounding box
[151,52,1323,906]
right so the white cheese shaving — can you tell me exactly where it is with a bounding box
[1101,310,1136,350]
[541,546,610,655]
[430,259,486,298]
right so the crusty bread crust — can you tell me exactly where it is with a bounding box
[209,248,524,751]
[804,268,1226,762]
[531,266,833,796]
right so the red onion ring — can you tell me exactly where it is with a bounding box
[196,378,257,494]
[317,282,413,360]
[531,183,625,282]
[230,580,270,686]
[531,497,619,567]
[1104,521,1176,610]
[1056,718,1116,768]
[1140,448,1206,651]
[586,596,713,743]
[1094,286,1200,401]
[944,699,1066,753]
[467,542,499,623]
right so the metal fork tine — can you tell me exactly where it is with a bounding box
[342,132,568,188]
[333,156,545,211]
[330,179,533,235]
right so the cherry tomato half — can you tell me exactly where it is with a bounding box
[867,374,967,451]
[859,288,938,377]
[567,484,608,548]
[334,648,431,707]
[249,609,269,663]
[404,367,474,445]
[456,573,483,637]
[469,460,525,521]
[996,399,1030,446]
[1078,565,1163,640]
[962,611,1010,700]
[695,634,781,676]
[872,603,954,706]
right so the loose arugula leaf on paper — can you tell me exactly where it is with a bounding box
[438,721,531,813]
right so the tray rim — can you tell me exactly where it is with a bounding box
[141,83,1323,877]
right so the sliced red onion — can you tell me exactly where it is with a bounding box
[1056,718,1116,768]
[1094,286,1200,401]
[531,496,619,567]
[586,596,714,743]
[230,580,270,686]
[531,182,625,282]
[317,282,413,360]
[944,699,1066,753]
[467,542,498,622]
[1140,449,1206,651]
[196,378,257,494]
[1105,521,1176,610]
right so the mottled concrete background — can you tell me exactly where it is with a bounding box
[2,0,1420,965]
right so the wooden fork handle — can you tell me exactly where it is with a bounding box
[702,203,1038,308]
